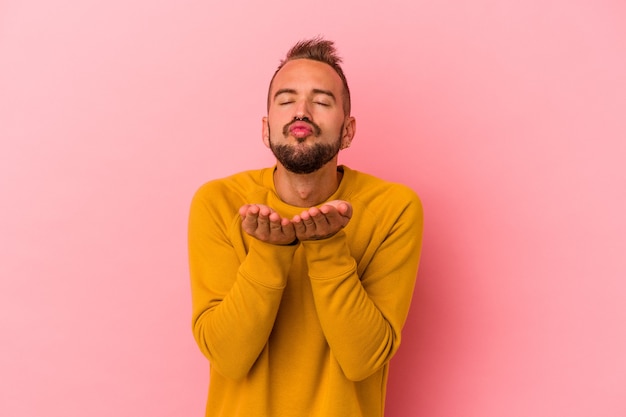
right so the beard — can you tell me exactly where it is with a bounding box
[268,121,343,174]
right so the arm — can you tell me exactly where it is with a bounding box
[188,191,298,380]
[303,192,423,381]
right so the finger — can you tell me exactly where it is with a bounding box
[319,207,341,225]
[241,207,260,234]
[268,214,283,231]
[244,205,260,221]
[240,204,258,217]
[301,210,317,230]
[310,208,331,229]
[292,215,306,235]
[258,205,272,217]
[324,200,352,218]
[268,211,282,223]
[338,202,353,219]
[256,209,270,228]
[239,204,251,217]
[278,220,296,242]
[317,203,351,233]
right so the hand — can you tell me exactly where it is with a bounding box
[239,204,297,245]
[292,200,352,241]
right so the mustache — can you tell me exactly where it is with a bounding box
[282,117,322,137]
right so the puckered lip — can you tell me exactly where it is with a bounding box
[289,121,313,134]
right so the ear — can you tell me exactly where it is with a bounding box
[262,116,270,148]
[341,116,356,150]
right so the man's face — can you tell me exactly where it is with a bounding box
[263,59,354,174]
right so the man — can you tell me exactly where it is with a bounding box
[188,38,423,417]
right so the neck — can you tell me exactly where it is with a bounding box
[273,163,343,207]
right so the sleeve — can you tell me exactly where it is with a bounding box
[188,186,298,380]
[302,189,424,381]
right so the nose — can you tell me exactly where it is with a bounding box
[294,99,311,120]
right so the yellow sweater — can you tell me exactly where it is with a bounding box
[188,166,423,417]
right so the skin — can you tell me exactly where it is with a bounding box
[240,59,357,245]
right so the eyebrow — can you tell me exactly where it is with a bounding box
[273,88,337,102]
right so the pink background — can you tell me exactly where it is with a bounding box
[1,1,625,416]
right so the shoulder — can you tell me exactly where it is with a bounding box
[340,167,423,230]
[345,167,422,209]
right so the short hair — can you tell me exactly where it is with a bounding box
[267,37,351,115]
